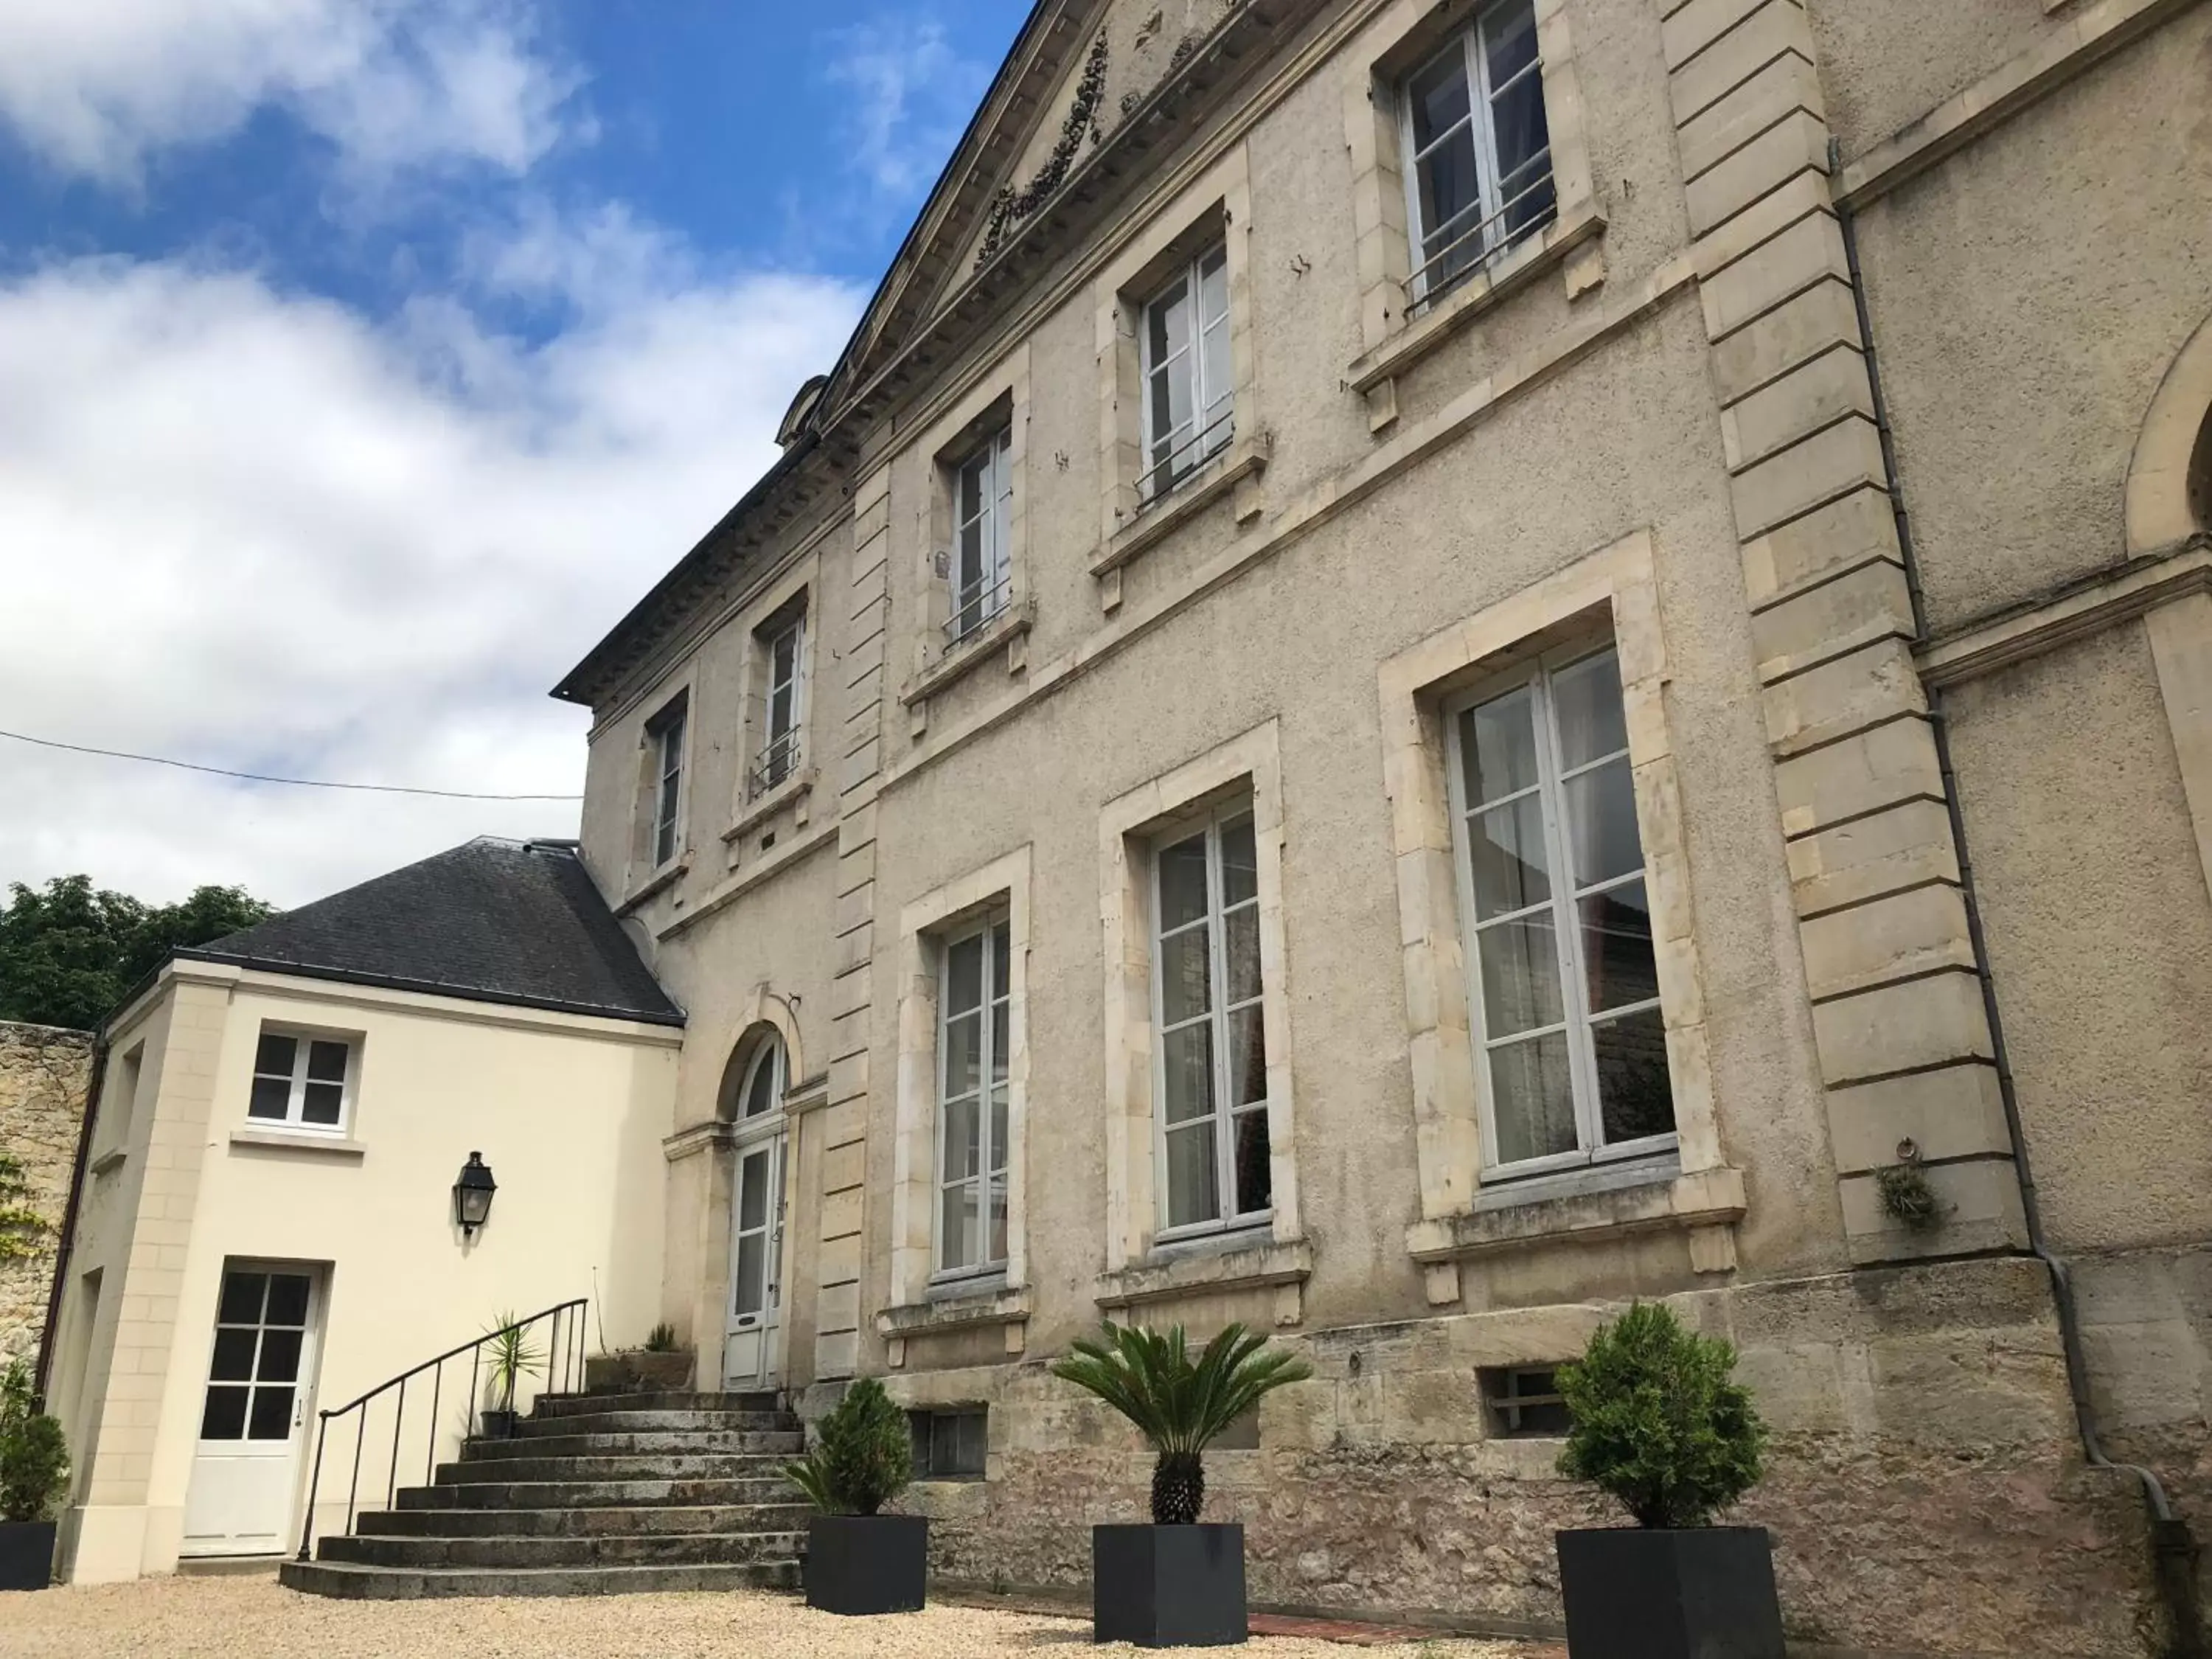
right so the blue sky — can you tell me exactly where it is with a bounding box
[0,1,1028,905]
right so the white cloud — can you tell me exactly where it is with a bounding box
[0,0,577,187]
[820,15,990,213]
[0,234,862,906]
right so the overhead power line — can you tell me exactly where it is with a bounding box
[0,727,584,802]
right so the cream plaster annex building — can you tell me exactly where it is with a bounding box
[41,0,2212,1652]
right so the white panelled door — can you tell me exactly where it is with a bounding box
[721,1038,790,1392]
[181,1265,320,1557]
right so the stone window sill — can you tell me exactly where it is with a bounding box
[877,1282,1030,1340]
[1404,1165,1745,1264]
[1348,201,1607,403]
[616,857,688,917]
[89,1149,126,1176]
[1093,1234,1312,1312]
[230,1128,367,1160]
[1093,433,1271,580]
[900,599,1034,709]
[722,767,816,843]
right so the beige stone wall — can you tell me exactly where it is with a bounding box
[0,1023,91,1369]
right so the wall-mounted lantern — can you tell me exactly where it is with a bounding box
[453,1152,498,1235]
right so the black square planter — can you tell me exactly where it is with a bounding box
[1555,1526,1784,1659]
[1093,1523,1247,1648]
[0,1520,57,1593]
[804,1514,928,1615]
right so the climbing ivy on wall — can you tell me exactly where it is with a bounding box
[977,30,1112,268]
[0,1150,45,1265]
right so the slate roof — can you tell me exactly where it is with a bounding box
[175,838,683,1026]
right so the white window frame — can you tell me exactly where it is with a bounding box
[751,616,805,798]
[1148,802,1272,1241]
[948,428,1014,644]
[647,697,686,867]
[1397,0,1555,309]
[1442,639,1674,1181]
[246,1026,357,1136]
[933,908,1012,1281]
[1138,242,1234,505]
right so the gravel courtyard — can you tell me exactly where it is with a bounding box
[0,1576,1548,1658]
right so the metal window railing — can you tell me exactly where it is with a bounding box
[747,730,803,799]
[1403,149,1558,319]
[944,568,1012,646]
[1137,408,1235,509]
[295,1298,588,1564]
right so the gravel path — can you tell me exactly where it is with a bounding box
[0,1576,1540,1658]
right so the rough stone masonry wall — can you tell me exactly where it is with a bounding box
[0,1023,92,1368]
[878,1259,2161,1659]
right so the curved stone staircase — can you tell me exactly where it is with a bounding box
[279,1391,807,1599]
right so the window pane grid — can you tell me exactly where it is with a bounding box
[936,914,1011,1276]
[1138,245,1234,506]
[949,429,1013,643]
[1448,647,1673,1175]
[246,1029,349,1132]
[1152,810,1270,1235]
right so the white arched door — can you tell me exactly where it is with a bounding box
[722,1037,790,1393]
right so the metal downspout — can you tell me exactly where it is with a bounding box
[1832,152,2202,1655]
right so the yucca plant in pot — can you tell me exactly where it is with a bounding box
[783,1377,925,1615]
[1553,1301,1778,1659]
[476,1312,545,1439]
[1052,1321,1312,1648]
[0,1360,69,1591]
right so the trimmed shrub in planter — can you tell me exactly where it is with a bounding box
[1553,1301,1779,1659]
[785,1377,925,1615]
[1,1360,69,1593]
[1052,1321,1311,1649]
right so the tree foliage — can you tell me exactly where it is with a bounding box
[783,1377,912,1517]
[0,875,276,1031]
[0,1360,69,1525]
[1051,1321,1312,1524]
[1555,1301,1767,1529]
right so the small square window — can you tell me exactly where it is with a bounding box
[1483,1365,1571,1438]
[246,1027,355,1135]
[908,1407,987,1479]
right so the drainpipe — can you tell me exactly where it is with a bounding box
[32,1034,105,1409]
[1833,148,2203,1657]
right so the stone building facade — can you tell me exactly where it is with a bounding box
[550,0,2210,1653]
[1,1023,93,1368]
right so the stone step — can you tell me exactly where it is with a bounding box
[278,1557,801,1600]
[437,1448,799,1485]
[394,1476,795,1510]
[318,1530,804,1569]
[465,1430,798,1461]
[358,1502,811,1539]
[530,1390,780,1418]
[507,1409,793,1439]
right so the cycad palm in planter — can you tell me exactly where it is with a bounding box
[1552,1301,1778,1659]
[784,1377,925,1615]
[1052,1321,1312,1648]
[477,1313,545,1439]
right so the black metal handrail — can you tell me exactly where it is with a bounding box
[293,1297,588,1563]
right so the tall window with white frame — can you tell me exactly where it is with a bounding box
[1138,241,1232,504]
[1445,642,1672,1178]
[949,428,1012,644]
[646,696,686,867]
[751,616,804,797]
[936,911,1011,1279]
[1152,806,1270,1234]
[1399,0,1554,311]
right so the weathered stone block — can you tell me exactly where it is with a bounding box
[1761,634,1928,757]
[1798,881,1976,1004]
[1826,1063,2012,1174]
[1660,0,1772,71]
[1750,555,1913,684]
[1710,275,1863,404]
[1773,712,1943,838]
[1722,343,1877,472]
[1667,0,1813,128]
[1811,967,1992,1085]
[818,1186,864,1242]
[1729,414,1886,542]
[1678,49,1826,182]
[1686,108,1830,237]
[1700,211,1851,342]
